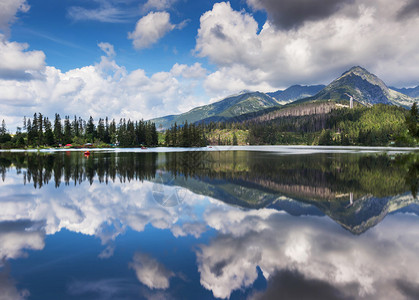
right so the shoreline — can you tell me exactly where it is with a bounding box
[1,145,418,154]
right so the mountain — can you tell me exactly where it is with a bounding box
[267,84,325,104]
[151,91,281,129]
[151,66,416,129]
[311,66,415,107]
[390,85,419,99]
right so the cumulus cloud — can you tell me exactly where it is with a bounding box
[129,253,174,289]
[0,34,46,80]
[128,12,175,50]
[247,0,354,30]
[0,0,29,34]
[170,63,207,79]
[195,1,419,97]
[398,0,419,19]
[0,43,206,131]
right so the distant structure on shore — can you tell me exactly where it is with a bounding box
[344,93,354,109]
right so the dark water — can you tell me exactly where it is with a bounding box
[0,148,418,299]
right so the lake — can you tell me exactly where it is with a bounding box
[0,146,418,299]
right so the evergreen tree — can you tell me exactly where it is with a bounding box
[104,117,110,143]
[86,116,95,142]
[97,118,105,142]
[44,117,55,145]
[232,132,238,145]
[37,113,44,145]
[0,119,6,136]
[109,119,116,144]
[151,123,158,146]
[165,129,170,146]
[31,113,39,145]
[63,116,72,144]
[406,102,419,139]
[72,116,79,138]
[53,114,63,144]
[0,120,12,144]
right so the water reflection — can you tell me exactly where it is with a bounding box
[0,150,418,299]
[1,151,417,234]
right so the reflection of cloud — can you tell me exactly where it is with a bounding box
[67,278,139,300]
[98,245,115,259]
[129,253,174,290]
[0,176,210,261]
[0,220,45,263]
[171,222,207,238]
[249,269,354,300]
[198,206,419,299]
[0,263,30,300]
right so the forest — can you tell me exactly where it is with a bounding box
[245,103,418,146]
[0,113,158,148]
[0,103,418,148]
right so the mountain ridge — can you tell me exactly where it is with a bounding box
[267,84,325,104]
[310,66,415,107]
[150,66,417,129]
[390,85,419,98]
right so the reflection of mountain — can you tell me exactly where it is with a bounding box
[1,150,417,234]
[158,151,418,234]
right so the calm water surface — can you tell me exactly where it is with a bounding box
[0,147,418,300]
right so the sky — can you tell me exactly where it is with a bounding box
[1,0,419,130]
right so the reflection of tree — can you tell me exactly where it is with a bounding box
[161,151,417,200]
[0,152,157,188]
[400,155,419,199]
[0,151,417,201]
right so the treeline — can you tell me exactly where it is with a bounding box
[0,113,158,149]
[164,121,207,147]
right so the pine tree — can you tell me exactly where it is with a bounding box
[406,102,419,139]
[54,114,63,144]
[44,117,55,145]
[63,116,72,144]
[97,118,105,142]
[86,116,95,142]
[0,119,6,136]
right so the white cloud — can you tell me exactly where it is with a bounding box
[129,252,174,289]
[0,0,29,34]
[98,42,115,57]
[0,34,46,80]
[142,0,178,12]
[0,43,206,131]
[170,63,207,79]
[128,12,175,50]
[67,1,138,23]
[195,1,419,97]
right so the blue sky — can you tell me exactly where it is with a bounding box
[10,0,267,74]
[1,0,419,129]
